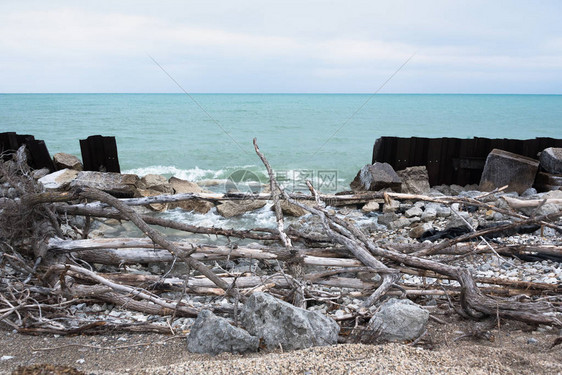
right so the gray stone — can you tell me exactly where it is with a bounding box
[240,292,339,350]
[408,216,421,225]
[382,198,400,213]
[534,171,562,192]
[368,298,429,342]
[350,163,402,192]
[396,166,430,194]
[431,185,452,196]
[137,188,170,212]
[445,214,469,230]
[521,202,561,217]
[539,147,562,174]
[70,171,140,198]
[216,200,267,218]
[53,153,83,171]
[274,200,310,217]
[480,149,539,194]
[139,174,173,194]
[187,310,259,355]
[377,212,398,228]
[362,200,380,213]
[390,217,410,229]
[39,169,79,190]
[450,184,465,196]
[168,177,214,214]
[437,206,451,217]
[421,207,437,221]
[458,190,482,199]
[522,188,538,197]
[527,337,538,345]
[32,168,50,180]
[405,206,423,218]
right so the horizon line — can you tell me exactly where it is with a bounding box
[1,92,561,95]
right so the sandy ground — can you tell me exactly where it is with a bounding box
[1,318,561,375]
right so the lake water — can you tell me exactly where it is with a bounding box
[2,93,561,192]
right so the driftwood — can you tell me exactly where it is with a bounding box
[1,142,561,336]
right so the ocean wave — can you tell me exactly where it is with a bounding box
[123,165,225,181]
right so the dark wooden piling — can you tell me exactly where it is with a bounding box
[0,132,55,171]
[80,135,120,173]
[372,136,562,186]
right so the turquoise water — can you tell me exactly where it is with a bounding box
[1,94,561,190]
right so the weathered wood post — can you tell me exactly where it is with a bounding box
[79,135,120,173]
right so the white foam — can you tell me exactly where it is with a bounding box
[123,166,224,182]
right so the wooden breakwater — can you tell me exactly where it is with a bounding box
[0,132,120,173]
[0,132,55,171]
[372,136,562,186]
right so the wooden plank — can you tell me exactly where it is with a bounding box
[426,138,442,185]
[25,139,55,171]
[102,137,120,173]
[80,135,120,173]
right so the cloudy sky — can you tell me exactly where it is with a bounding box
[1,0,561,93]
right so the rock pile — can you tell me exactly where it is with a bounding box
[187,292,340,355]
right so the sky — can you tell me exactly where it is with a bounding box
[1,0,561,93]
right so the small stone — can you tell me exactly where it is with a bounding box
[421,207,437,221]
[391,217,410,229]
[527,338,538,345]
[479,264,491,272]
[382,199,400,213]
[405,206,423,218]
[334,310,346,319]
[53,152,83,171]
[408,217,421,224]
[362,200,380,213]
[377,212,398,228]
[522,188,538,197]
[436,206,451,217]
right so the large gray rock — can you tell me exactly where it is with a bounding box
[70,171,140,198]
[479,149,539,194]
[539,147,562,174]
[216,200,266,218]
[397,166,431,194]
[362,200,380,213]
[350,163,402,192]
[187,310,259,355]
[139,174,173,194]
[168,177,214,214]
[53,153,83,171]
[241,292,339,351]
[368,298,429,342]
[534,171,562,192]
[39,169,79,190]
[272,200,310,217]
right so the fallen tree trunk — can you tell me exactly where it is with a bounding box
[248,140,561,326]
[78,188,244,302]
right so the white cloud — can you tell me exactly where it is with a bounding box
[0,2,561,93]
